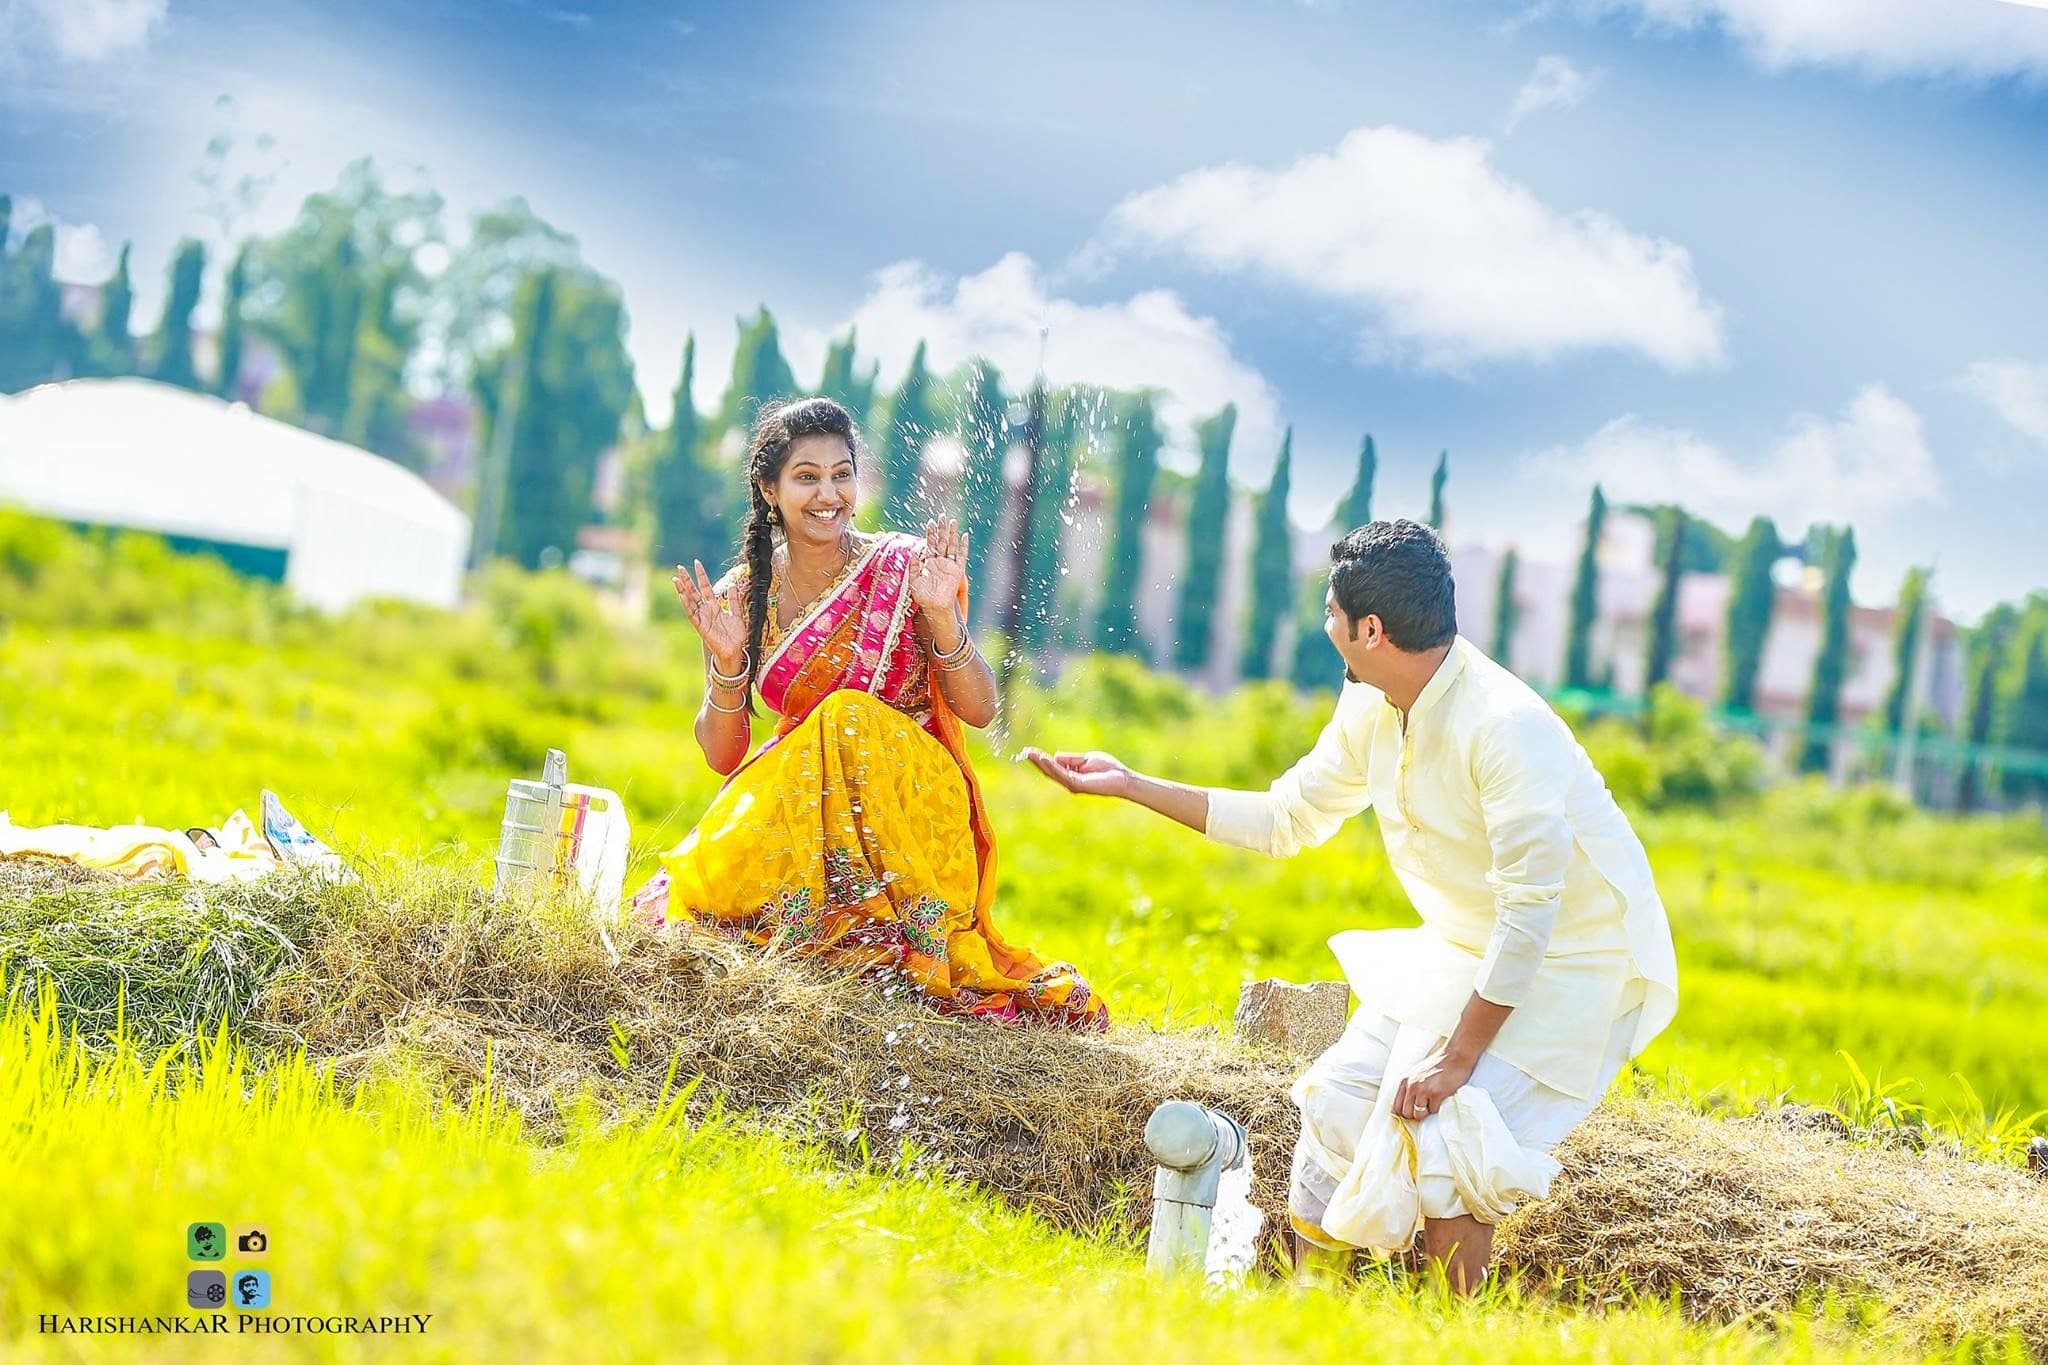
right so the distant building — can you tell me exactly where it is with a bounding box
[0,378,471,611]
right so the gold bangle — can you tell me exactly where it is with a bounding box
[705,691,748,715]
[707,651,752,688]
[936,642,980,673]
[928,630,974,667]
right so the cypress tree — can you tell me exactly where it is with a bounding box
[146,238,203,388]
[718,306,799,434]
[650,334,718,566]
[0,224,68,392]
[1491,547,1520,666]
[1239,428,1295,679]
[1290,431,1379,688]
[956,358,1008,628]
[1959,603,2020,811]
[85,242,135,377]
[148,239,206,389]
[709,307,799,532]
[340,263,424,469]
[1342,434,1376,530]
[1093,390,1162,656]
[1428,449,1448,531]
[1563,484,1607,690]
[878,341,933,532]
[1173,404,1237,671]
[477,268,634,568]
[1997,596,2048,804]
[1016,387,1079,656]
[214,243,251,400]
[1880,567,1929,735]
[1643,507,1686,690]
[1798,526,1857,775]
[817,327,879,424]
[1720,515,1781,712]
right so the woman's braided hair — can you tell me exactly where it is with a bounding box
[735,397,860,711]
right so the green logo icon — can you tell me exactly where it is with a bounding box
[187,1222,226,1261]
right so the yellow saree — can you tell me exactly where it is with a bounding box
[643,532,1107,1030]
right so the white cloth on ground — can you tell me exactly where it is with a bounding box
[1291,1003,1642,1250]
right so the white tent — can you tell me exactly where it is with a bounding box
[0,378,470,611]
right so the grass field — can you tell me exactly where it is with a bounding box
[3,514,2046,1360]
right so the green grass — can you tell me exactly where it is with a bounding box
[5,983,2005,1364]
[3,514,2046,1359]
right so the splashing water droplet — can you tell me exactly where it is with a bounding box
[1203,1162,1265,1288]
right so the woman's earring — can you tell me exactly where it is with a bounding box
[768,505,782,526]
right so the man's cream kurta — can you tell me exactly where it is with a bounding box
[1204,636,1677,1097]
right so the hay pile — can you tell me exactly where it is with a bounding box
[1506,1099,2048,1348]
[257,877,1301,1231]
[7,860,2045,1350]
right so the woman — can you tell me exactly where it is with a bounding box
[641,397,1107,1030]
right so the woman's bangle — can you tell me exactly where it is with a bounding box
[928,630,974,667]
[707,651,752,688]
[936,640,980,673]
[705,690,749,715]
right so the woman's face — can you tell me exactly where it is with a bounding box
[765,434,858,550]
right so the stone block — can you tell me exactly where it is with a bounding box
[1234,978,1350,1058]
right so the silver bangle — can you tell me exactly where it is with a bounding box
[707,651,752,688]
[705,690,748,715]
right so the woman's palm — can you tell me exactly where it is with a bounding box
[911,518,969,611]
[673,559,747,663]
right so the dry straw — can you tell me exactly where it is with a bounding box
[6,858,2045,1351]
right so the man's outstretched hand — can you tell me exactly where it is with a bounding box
[1021,747,1133,799]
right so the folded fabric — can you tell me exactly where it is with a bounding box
[1307,1018,1561,1252]
[0,808,281,884]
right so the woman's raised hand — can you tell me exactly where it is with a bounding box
[910,517,968,614]
[673,559,748,671]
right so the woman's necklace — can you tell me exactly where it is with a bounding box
[768,532,859,630]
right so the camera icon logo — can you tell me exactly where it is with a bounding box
[234,1225,269,1256]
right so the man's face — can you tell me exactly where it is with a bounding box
[1323,584,1386,686]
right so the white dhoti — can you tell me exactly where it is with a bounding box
[1289,1003,1640,1250]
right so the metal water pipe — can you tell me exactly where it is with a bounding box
[1143,1100,1248,1275]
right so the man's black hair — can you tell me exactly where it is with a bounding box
[1328,518,1457,651]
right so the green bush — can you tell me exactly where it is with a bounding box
[1578,686,1766,813]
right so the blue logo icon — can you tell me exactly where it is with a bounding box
[229,1268,271,1310]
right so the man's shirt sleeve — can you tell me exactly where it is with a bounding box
[1472,709,1575,1006]
[1203,689,1373,858]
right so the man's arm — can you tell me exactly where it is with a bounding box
[1018,749,1213,831]
[1024,686,1375,856]
[1398,709,1575,1117]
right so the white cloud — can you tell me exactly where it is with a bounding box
[1506,54,1598,130]
[1100,125,1724,373]
[1525,384,1940,530]
[1579,0,2048,81]
[8,197,117,284]
[1958,359,2048,447]
[812,252,1285,466]
[0,0,165,63]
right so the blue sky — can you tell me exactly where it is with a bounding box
[4,0,2046,616]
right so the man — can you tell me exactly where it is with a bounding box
[1026,519,1677,1291]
